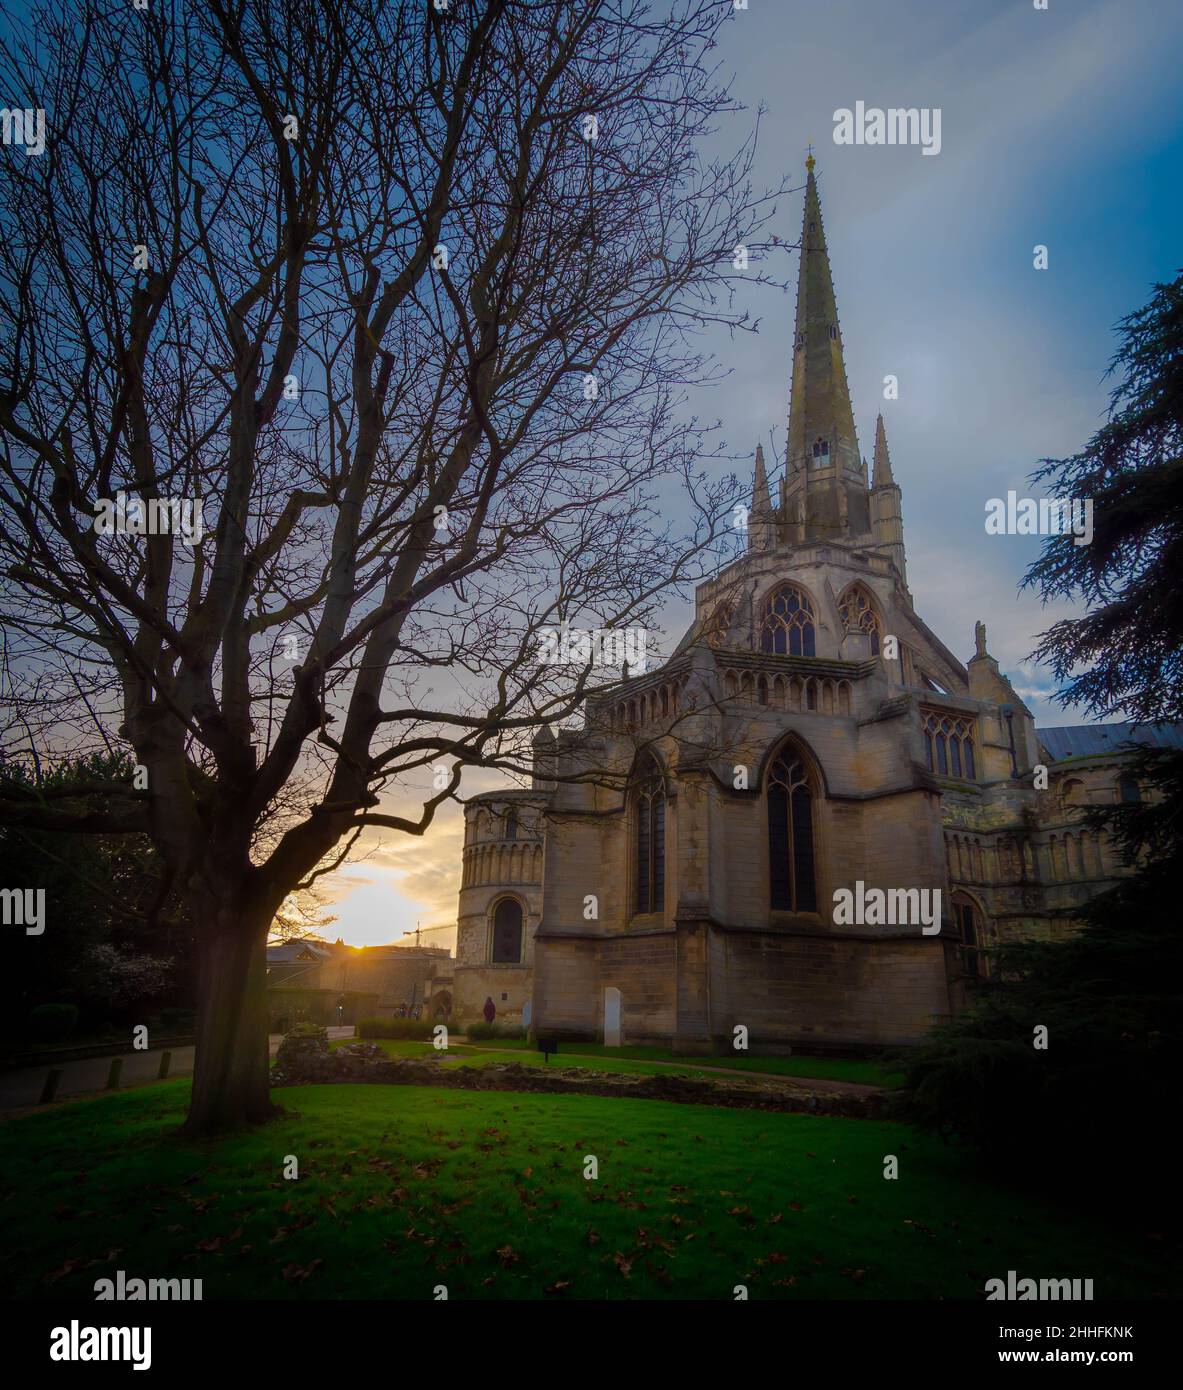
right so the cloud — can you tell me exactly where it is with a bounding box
[312,0,1181,944]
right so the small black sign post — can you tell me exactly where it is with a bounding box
[537,1036,559,1064]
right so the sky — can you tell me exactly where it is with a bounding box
[316,0,1183,947]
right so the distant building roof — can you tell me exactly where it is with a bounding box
[1036,721,1183,763]
[266,939,333,963]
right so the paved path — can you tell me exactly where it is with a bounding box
[0,1027,356,1115]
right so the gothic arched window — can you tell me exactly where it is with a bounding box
[838,585,882,656]
[1117,773,1141,804]
[811,437,829,460]
[505,807,518,840]
[634,756,666,913]
[951,894,988,979]
[921,708,976,779]
[767,750,818,913]
[760,585,816,657]
[491,898,523,963]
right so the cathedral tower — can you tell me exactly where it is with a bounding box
[780,154,869,542]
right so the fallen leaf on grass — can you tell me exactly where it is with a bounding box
[280,1258,323,1284]
[43,1258,84,1286]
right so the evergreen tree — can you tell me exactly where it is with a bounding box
[0,754,194,1045]
[902,272,1183,1208]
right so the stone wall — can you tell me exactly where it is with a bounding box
[710,927,951,1048]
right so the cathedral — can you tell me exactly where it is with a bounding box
[451,158,1174,1053]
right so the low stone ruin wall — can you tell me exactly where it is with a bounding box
[271,1027,890,1120]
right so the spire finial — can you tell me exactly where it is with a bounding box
[805,142,815,174]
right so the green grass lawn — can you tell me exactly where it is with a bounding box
[405,1036,902,1087]
[0,1080,1173,1300]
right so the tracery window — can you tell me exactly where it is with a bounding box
[634,755,666,914]
[951,894,988,979]
[838,585,881,656]
[768,750,818,913]
[921,709,977,779]
[760,585,816,657]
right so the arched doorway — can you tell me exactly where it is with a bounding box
[490,897,524,964]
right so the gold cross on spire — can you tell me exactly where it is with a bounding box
[805,141,815,173]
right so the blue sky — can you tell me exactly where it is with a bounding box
[10,1,1174,943]
[323,0,1183,947]
[702,0,1183,709]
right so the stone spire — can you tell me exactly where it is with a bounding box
[872,412,895,487]
[748,442,774,552]
[784,157,861,483]
[781,157,868,540]
[869,411,907,589]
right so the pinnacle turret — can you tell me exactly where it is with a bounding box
[749,443,774,552]
[872,413,895,488]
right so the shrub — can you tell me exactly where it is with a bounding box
[283,1021,331,1041]
[463,1022,527,1041]
[28,1003,79,1044]
[159,1007,195,1032]
[899,862,1181,1212]
[356,1016,438,1041]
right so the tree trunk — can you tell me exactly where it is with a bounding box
[182,909,276,1135]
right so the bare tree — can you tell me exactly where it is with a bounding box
[0,0,783,1132]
